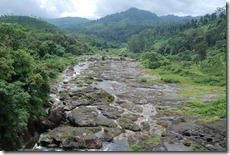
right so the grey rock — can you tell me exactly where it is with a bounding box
[164,143,192,151]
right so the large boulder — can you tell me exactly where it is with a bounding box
[68,107,117,127]
[118,114,140,132]
[38,106,66,131]
[38,126,105,150]
[97,105,124,119]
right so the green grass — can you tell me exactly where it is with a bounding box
[164,96,226,121]
[99,89,115,103]
[191,144,206,151]
[79,96,93,101]
[77,81,84,87]
[144,136,161,144]
[145,68,195,85]
[187,97,226,118]
[83,128,95,134]
[177,85,225,98]
[130,144,142,151]
[64,128,77,139]
[162,77,180,83]
[196,116,220,123]
[143,62,226,87]
[85,79,94,84]
[100,96,114,103]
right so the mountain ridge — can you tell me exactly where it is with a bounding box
[45,7,196,28]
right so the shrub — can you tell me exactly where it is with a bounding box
[162,77,180,83]
[141,51,170,69]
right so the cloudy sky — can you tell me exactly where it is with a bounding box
[0,0,226,19]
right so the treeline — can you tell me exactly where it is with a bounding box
[0,19,93,150]
[128,7,226,86]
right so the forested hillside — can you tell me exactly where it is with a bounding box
[0,16,63,33]
[44,17,91,29]
[63,8,194,43]
[0,17,94,150]
[127,7,226,86]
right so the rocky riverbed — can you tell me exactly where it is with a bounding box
[30,55,226,152]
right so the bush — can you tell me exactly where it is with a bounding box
[162,77,180,83]
[141,51,170,69]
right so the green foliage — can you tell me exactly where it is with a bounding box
[187,97,226,118]
[64,128,77,139]
[0,16,63,33]
[196,116,220,123]
[99,89,115,103]
[0,18,92,150]
[141,51,170,69]
[168,96,226,120]
[128,8,226,86]
[100,96,115,103]
[162,77,180,83]
[177,86,224,98]
[145,136,161,144]
[130,144,142,151]
[191,144,206,151]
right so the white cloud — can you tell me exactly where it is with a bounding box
[60,0,98,19]
[0,0,226,19]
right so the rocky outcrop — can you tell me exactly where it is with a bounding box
[68,107,117,127]
[38,106,67,132]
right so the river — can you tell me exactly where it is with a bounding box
[30,55,226,152]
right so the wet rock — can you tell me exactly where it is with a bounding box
[65,66,74,76]
[97,105,123,119]
[140,122,150,132]
[69,107,97,127]
[84,135,102,149]
[95,117,117,127]
[164,143,192,151]
[118,114,140,132]
[101,128,122,142]
[47,144,58,148]
[39,135,53,147]
[71,100,94,107]
[162,119,227,151]
[135,99,148,105]
[62,136,85,149]
[63,81,68,84]
[40,126,104,150]
[69,107,116,127]
[119,102,143,113]
[38,106,66,131]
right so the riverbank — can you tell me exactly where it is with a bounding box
[26,55,226,151]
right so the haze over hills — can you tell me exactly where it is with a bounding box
[0,15,63,33]
[44,7,195,29]
[42,7,196,43]
[44,17,91,29]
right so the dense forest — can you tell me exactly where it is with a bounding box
[0,6,226,151]
[60,8,195,43]
[0,17,94,150]
[128,7,226,86]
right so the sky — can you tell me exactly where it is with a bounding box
[0,0,226,19]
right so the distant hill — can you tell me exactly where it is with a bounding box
[0,15,63,33]
[63,7,197,43]
[44,17,91,28]
[99,7,161,23]
[160,14,196,23]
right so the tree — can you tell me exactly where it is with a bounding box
[141,51,170,69]
[194,41,208,62]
